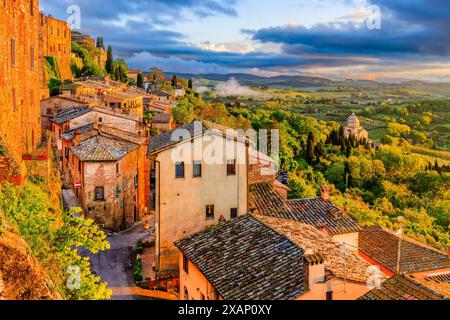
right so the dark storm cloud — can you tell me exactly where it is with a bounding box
[251,0,450,57]
[39,0,450,75]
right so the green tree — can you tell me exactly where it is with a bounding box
[306,131,316,165]
[188,78,193,90]
[137,72,144,89]
[105,45,114,75]
[171,74,178,87]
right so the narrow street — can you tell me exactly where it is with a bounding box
[85,219,154,300]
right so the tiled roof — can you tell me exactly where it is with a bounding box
[255,215,375,283]
[359,275,448,300]
[98,125,147,145]
[61,123,95,141]
[71,135,138,162]
[250,183,360,235]
[426,273,450,284]
[175,215,307,300]
[147,120,247,156]
[414,276,450,298]
[360,227,450,274]
[51,107,91,125]
[151,113,172,124]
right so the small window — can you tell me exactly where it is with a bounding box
[230,208,238,219]
[99,117,103,123]
[326,291,333,301]
[227,159,236,176]
[11,38,15,67]
[116,163,119,174]
[30,0,34,15]
[95,187,105,201]
[176,162,185,178]
[30,47,35,70]
[134,175,138,188]
[65,147,69,158]
[183,255,189,274]
[206,205,214,220]
[193,161,202,178]
[78,160,82,172]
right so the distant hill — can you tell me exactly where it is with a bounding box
[163,72,450,95]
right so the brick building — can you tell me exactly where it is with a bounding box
[39,12,72,82]
[0,0,42,183]
[67,126,149,231]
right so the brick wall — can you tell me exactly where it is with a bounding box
[0,0,42,180]
[39,12,72,82]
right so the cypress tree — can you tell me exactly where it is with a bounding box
[171,74,178,87]
[188,78,193,90]
[106,45,114,75]
[137,73,144,88]
[306,132,316,165]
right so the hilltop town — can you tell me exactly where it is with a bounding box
[1,1,450,302]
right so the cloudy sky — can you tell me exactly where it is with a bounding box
[40,0,450,81]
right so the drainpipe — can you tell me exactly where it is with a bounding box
[154,158,161,272]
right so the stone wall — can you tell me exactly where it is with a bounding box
[0,0,42,182]
[39,12,73,82]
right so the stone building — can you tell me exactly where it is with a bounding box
[71,31,95,48]
[67,126,149,231]
[175,214,379,300]
[148,121,250,272]
[39,12,72,82]
[344,113,369,141]
[0,0,42,183]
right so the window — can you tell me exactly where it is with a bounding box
[30,0,34,15]
[78,160,82,172]
[183,255,189,274]
[11,38,15,67]
[134,175,138,188]
[326,291,333,301]
[200,293,205,300]
[227,159,236,176]
[65,147,69,158]
[99,117,103,123]
[95,187,105,201]
[206,205,214,220]
[230,208,238,219]
[116,163,119,174]
[175,162,185,178]
[30,47,35,70]
[193,161,202,178]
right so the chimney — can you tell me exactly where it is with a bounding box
[74,130,81,145]
[303,250,325,291]
[321,185,330,202]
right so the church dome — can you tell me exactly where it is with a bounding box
[347,113,360,128]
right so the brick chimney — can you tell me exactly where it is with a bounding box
[321,185,330,202]
[74,130,81,145]
[303,249,325,291]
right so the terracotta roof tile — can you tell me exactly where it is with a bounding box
[250,183,360,235]
[360,227,450,274]
[255,215,376,283]
[71,135,138,162]
[175,215,307,300]
[360,275,448,300]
